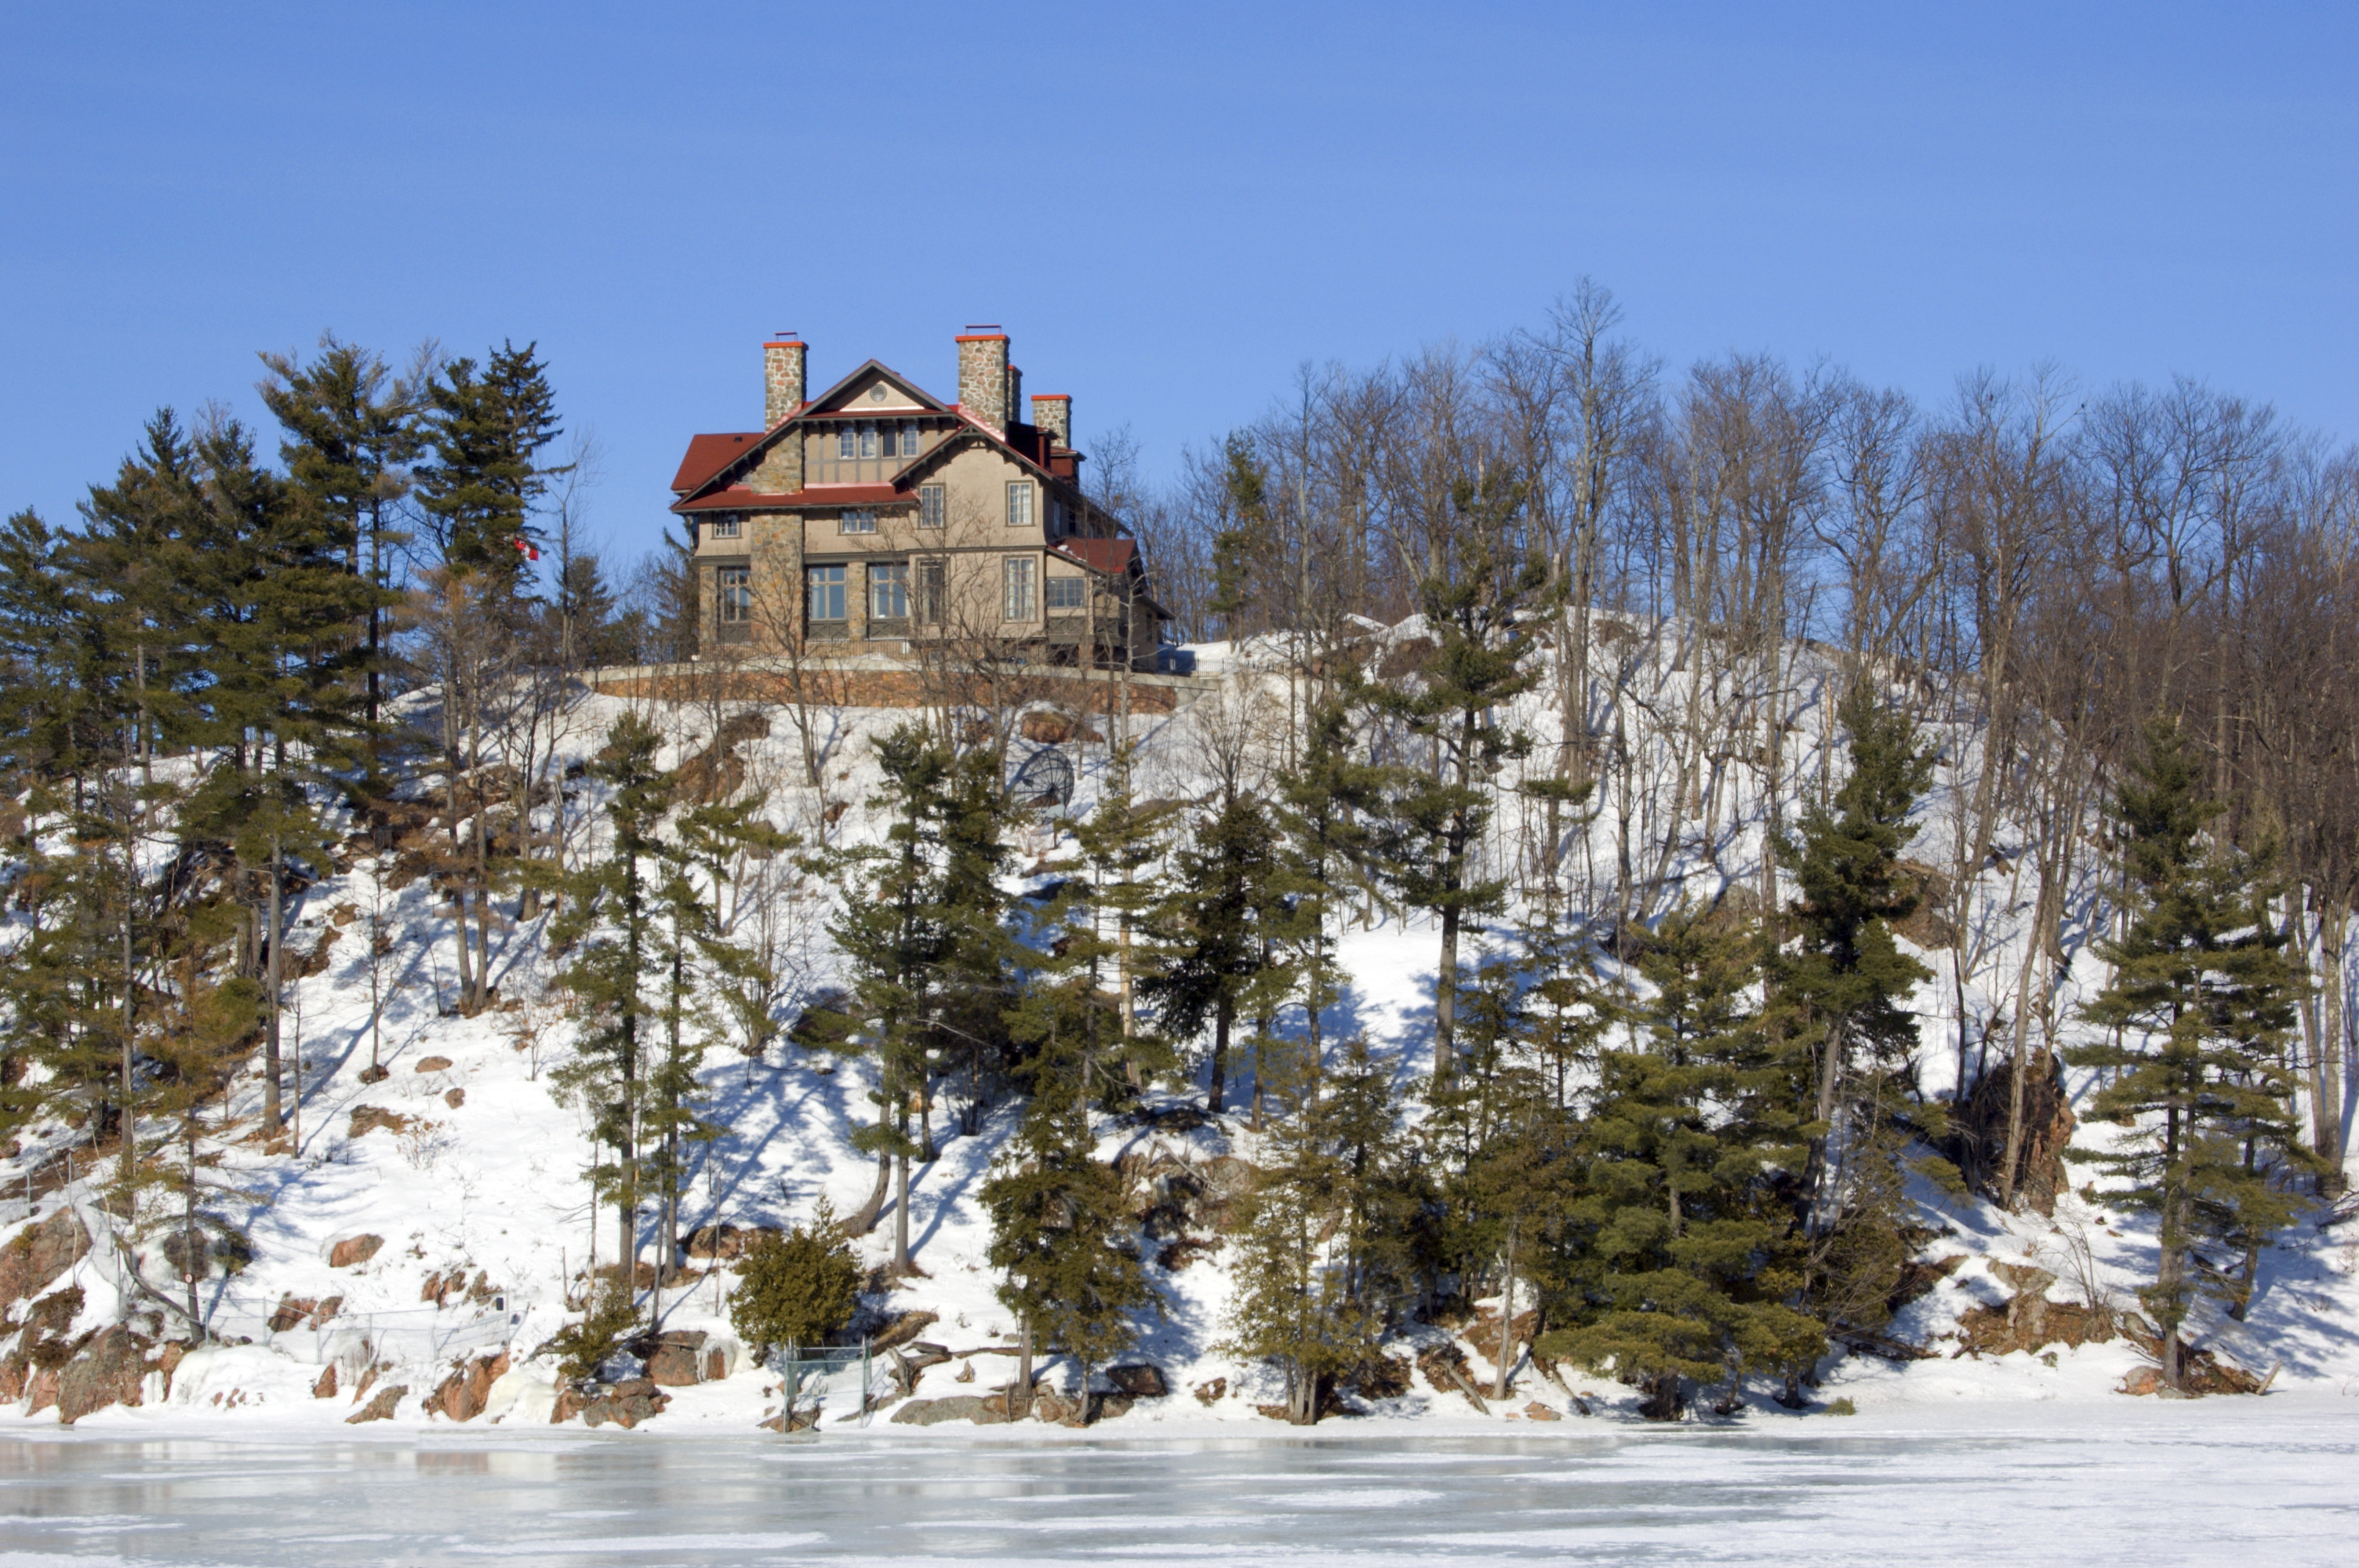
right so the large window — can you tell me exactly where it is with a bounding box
[1006,480,1034,529]
[920,484,946,528]
[837,428,856,459]
[1045,575,1085,611]
[1002,557,1036,621]
[916,557,946,625]
[870,561,909,620]
[806,564,847,622]
[718,566,752,623]
[840,509,877,535]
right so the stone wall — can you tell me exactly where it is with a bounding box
[594,663,1183,716]
[957,335,1009,433]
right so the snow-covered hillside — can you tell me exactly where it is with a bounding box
[5,618,2356,1436]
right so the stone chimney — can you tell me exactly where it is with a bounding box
[957,329,1009,435]
[1031,394,1070,447]
[764,338,806,427]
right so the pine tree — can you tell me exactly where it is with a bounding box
[1369,471,1555,1089]
[1777,683,1936,1229]
[257,335,422,767]
[550,713,674,1308]
[1065,744,1181,1097]
[1541,906,1820,1418]
[1143,795,1282,1114]
[416,341,565,593]
[980,1034,1156,1416]
[2069,720,2315,1387]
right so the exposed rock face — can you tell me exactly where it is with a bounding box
[313,1365,338,1399]
[1105,1363,1167,1398]
[347,1385,408,1423]
[327,1234,383,1269]
[0,1210,89,1305]
[424,1353,511,1421]
[56,1326,150,1424]
[580,1378,669,1428]
[1950,1052,2077,1214]
[890,1393,1010,1426]
[645,1331,708,1388]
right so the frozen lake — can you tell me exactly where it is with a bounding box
[1,1403,2352,1566]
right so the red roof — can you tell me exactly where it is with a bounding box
[1054,538,1138,575]
[671,433,762,492]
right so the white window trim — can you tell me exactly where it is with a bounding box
[1007,480,1034,529]
[1002,556,1036,621]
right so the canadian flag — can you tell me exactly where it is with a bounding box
[514,536,541,561]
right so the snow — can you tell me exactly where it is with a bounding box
[2,617,2356,1451]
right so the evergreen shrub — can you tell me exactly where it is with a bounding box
[729,1200,860,1355]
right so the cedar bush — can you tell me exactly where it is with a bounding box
[729,1200,860,1355]
[547,1281,639,1381]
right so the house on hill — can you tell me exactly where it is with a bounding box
[670,328,1166,668]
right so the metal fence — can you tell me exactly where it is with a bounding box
[771,1341,881,1431]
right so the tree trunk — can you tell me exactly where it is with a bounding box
[2323,900,2348,1189]
[264,839,285,1134]
[1492,1218,1518,1402]
[1209,995,1230,1114]
[1016,1319,1034,1419]
[892,1149,911,1273]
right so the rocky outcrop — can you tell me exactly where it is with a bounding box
[56,1326,148,1425]
[347,1384,408,1424]
[423,1353,511,1421]
[890,1392,1011,1426]
[0,1210,89,1305]
[1105,1363,1167,1398]
[579,1378,669,1428]
[327,1233,383,1269]
[645,1330,722,1387]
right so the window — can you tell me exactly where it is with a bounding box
[859,423,878,459]
[837,428,856,459]
[870,561,909,620]
[1002,557,1036,621]
[707,513,741,539]
[901,420,920,457]
[1045,575,1085,611]
[718,567,752,623]
[1006,480,1034,529]
[916,557,946,625]
[840,509,877,535]
[806,564,847,622]
[879,424,898,459]
[919,484,946,528]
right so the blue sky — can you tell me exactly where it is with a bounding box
[3,2,2351,560]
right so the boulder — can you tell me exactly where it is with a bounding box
[646,1331,709,1388]
[268,1295,320,1333]
[445,1088,467,1109]
[357,1064,390,1085]
[1522,1400,1561,1422]
[889,1394,1009,1427]
[347,1107,413,1138]
[0,1351,27,1402]
[682,1223,774,1261]
[2121,1367,2164,1397]
[1094,1392,1134,1421]
[26,1367,60,1415]
[328,1235,382,1273]
[0,1210,89,1305]
[313,1365,338,1399]
[425,1353,510,1421]
[870,1309,940,1354]
[580,1378,668,1428]
[551,1385,590,1425]
[415,1055,454,1073]
[1104,1363,1168,1399]
[346,1384,407,1424]
[1192,1377,1227,1406]
[56,1326,150,1424]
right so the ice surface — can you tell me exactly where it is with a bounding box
[2,1399,2354,1566]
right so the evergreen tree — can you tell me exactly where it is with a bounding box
[1222,1033,1414,1422]
[1369,471,1554,1089]
[980,1033,1156,1416]
[256,335,422,764]
[550,713,673,1306]
[2069,720,2315,1387]
[1143,795,1283,1114]
[416,341,565,592]
[1064,743,1181,1097]
[1776,683,1936,1229]
[1541,906,1821,1418]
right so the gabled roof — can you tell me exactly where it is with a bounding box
[804,358,949,416]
